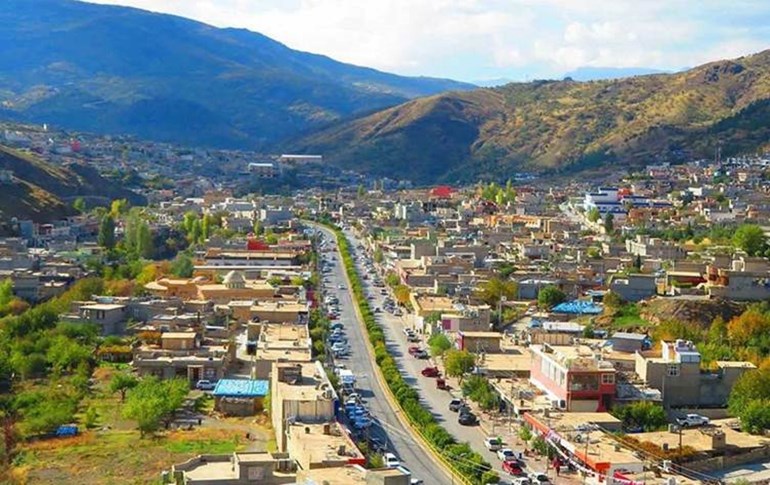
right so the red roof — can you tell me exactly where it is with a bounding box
[430,185,454,198]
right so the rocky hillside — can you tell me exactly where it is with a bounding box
[292,50,770,184]
[0,146,143,222]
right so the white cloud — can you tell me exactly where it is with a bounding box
[83,0,770,80]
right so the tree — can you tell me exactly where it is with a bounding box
[393,285,411,305]
[604,212,615,233]
[587,207,601,223]
[72,197,86,214]
[733,224,767,257]
[98,215,116,250]
[602,290,624,309]
[109,372,139,402]
[0,279,12,309]
[109,199,129,218]
[170,254,194,278]
[537,285,566,309]
[428,333,452,358]
[727,309,770,347]
[122,377,188,437]
[136,222,154,259]
[611,401,667,431]
[373,249,384,263]
[478,277,518,307]
[444,350,476,380]
[46,335,92,374]
[634,254,642,271]
[385,272,400,287]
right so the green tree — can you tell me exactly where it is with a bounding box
[537,285,566,309]
[98,215,116,250]
[604,212,615,233]
[137,222,153,259]
[611,401,667,431]
[0,278,12,309]
[393,285,411,305]
[109,199,129,219]
[444,350,476,380]
[478,277,518,306]
[428,333,452,358]
[728,366,770,431]
[46,335,92,374]
[603,290,624,309]
[733,224,767,256]
[587,207,601,223]
[170,254,194,278]
[109,372,139,402]
[373,249,384,263]
[122,377,188,437]
[72,197,86,214]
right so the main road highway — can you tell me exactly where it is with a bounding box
[313,224,451,485]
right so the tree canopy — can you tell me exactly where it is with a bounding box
[537,285,566,309]
[733,224,767,257]
[444,350,476,380]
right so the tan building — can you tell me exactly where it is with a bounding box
[635,340,755,408]
[246,323,312,379]
[286,423,364,471]
[270,361,336,453]
[145,271,278,304]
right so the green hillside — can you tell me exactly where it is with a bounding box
[292,50,770,184]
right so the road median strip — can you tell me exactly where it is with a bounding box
[318,222,498,485]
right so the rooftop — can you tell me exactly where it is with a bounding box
[212,379,269,398]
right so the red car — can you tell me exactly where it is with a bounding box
[421,366,440,378]
[502,460,524,476]
[408,346,421,356]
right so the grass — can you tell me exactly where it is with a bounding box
[611,303,650,329]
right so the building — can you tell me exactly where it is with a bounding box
[635,340,755,408]
[132,331,234,384]
[456,331,502,354]
[529,343,616,412]
[172,452,296,484]
[705,258,770,301]
[61,302,129,335]
[608,273,657,302]
[626,235,686,260]
[212,379,269,416]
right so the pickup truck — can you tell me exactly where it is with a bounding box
[484,437,502,451]
[677,414,710,427]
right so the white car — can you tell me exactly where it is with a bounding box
[484,437,502,451]
[677,414,710,427]
[528,472,550,484]
[497,448,522,461]
[383,452,401,468]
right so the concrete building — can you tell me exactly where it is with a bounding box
[529,343,616,412]
[172,452,296,484]
[635,340,755,408]
[609,273,657,302]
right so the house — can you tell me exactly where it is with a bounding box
[172,452,296,484]
[60,302,129,335]
[635,340,755,408]
[608,273,657,302]
[456,331,502,354]
[610,332,650,353]
[212,379,269,416]
[705,257,770,301]
[529,343,616,412]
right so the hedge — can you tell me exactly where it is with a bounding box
[322,223,497,485]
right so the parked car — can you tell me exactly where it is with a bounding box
[408,346,421,356]
[195,379,217,391]
[511,478,531,485]
[407,334,421,343]
[484,437,503,451]
[458,412,477,425]
[383,453,401,468]
[502,460,524,476]
[449,398,465,412]
[677,414,710,427]
[497,448,522,462]
[528,472,550,483]
[421,366,440,378]
[414,350,429,359]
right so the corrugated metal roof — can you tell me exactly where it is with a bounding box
[212,379,269,398]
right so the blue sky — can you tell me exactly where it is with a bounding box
[87,0,770,82]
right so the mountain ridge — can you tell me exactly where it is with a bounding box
[0,0,473,149]
[291,49,770,184]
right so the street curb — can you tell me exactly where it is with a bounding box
[321,224,470,485]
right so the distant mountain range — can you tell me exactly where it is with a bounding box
[562,67,671,81]
[0,145,144,222]
[291,50,770,184]
[0,0,473,149]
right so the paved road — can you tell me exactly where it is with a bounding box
[314,224,450,485]
[342,228,510,477]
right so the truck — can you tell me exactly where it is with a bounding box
[676,414,710,427]
[338,369,356,386]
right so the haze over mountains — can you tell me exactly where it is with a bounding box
[0,0,472,149]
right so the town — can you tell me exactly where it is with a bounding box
[2,124,770,485]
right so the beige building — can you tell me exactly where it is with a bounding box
[246,323,312,379]
[635,340,755,408]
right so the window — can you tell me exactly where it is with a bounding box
[667,364,680,377]
[601,374,615,385]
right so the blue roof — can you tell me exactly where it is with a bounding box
[213,379,269,398]
[552,301,603,315]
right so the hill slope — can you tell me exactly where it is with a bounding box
[0,146,143,222]
[293,50,770,184]
[0,0,472,149]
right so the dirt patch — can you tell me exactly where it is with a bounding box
[641,298,746,328]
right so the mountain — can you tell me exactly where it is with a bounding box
[292,50,770,184]
[0,0,472,149]
[563,67,670,81]
[0,145,144,222]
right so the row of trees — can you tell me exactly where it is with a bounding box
[327,223,498,484]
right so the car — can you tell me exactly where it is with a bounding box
[458,412,477,425]
[484,437,503,451]
[502,460,525,476]
[414,350,429,359]
[407,334,421,343]
[449,398,465,412]
[337,284,346,290]
[497,448,522,462]
[511,478,532,485]
[330,322,344,330]
[331,343,349,354]
[528,472,550,483]
[677,414,710,427]
[421,366,440,378]
[383,453,401,468]
[195,379,217,391]
[404,328,415,337]
[374,307,382,313]
[408,346,421,356]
